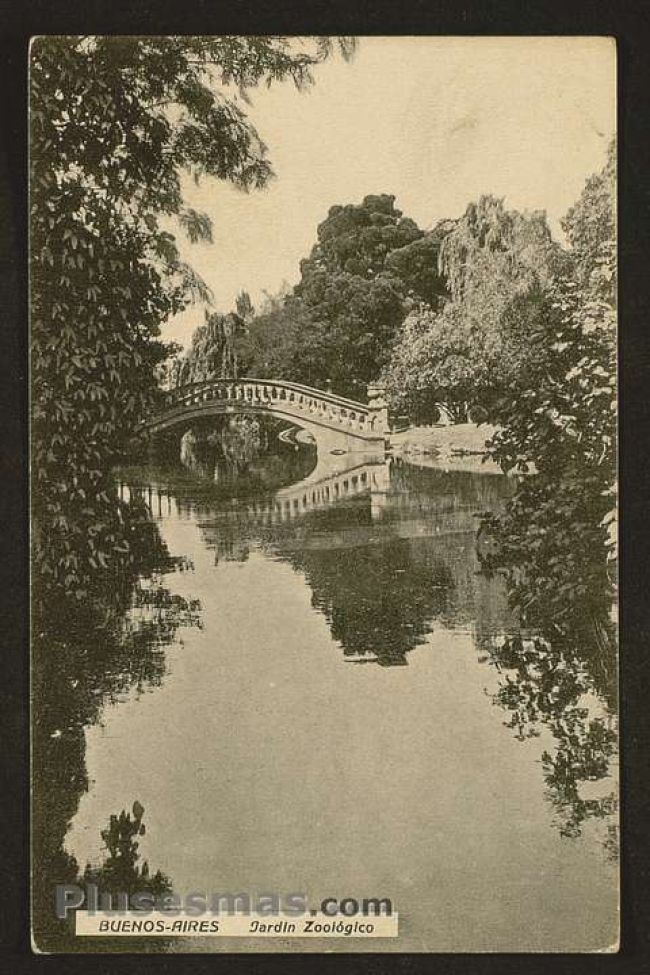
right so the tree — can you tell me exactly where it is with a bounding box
[298,193,422,279]
[237,290,314,380]
[290,194,424,393]
[382,304,487,422]
[235,289,255,324]
[177,310,245,384]
[287,269,407,393]
[480,143,617,636]
[383,222,453,309]
[438,195,559,300]
[242,194,448,396]
[561,140,616,304]
[383,196,561,421]
[30,35,353,595]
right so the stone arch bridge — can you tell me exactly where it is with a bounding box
[138,378,390,456]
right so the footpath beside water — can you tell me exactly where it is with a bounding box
[390,422,502,474]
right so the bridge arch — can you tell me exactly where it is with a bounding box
[138,378,390,456]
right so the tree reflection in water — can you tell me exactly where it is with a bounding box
[82,802,173,905]
[32,493,200,951]
[193,455,618,851]
[175,415,317,495]
[481,629,617,850]
[282,536,456,666]
[192,462,512,668]
[477,506,618,854]
[97,451,617,871]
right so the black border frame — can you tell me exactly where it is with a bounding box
[2,3,649,973]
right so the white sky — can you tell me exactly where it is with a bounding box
[165,36,616,347]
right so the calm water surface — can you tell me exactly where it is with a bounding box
[65,445,618,952]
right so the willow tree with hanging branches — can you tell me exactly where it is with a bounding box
[383,196,562,421]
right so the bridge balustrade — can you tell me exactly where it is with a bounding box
[159,378,377,434]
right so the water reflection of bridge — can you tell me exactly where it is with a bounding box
[117,458,391,522]
[118,460,513,669]
[118,456,507,538]
[111,464,618,844]
[236,460,391,523]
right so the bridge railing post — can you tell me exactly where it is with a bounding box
[367,383,390,447]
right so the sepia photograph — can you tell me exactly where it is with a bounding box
[30,35,618,953]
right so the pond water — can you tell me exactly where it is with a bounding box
[64,436,618,953]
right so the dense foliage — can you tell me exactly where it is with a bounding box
[236,287,312,380]
[383,196,563,421]
[234,194,450,396]
[562,140,616,303]
[31,35,352,597]
[379,149,617,817]
[471,150,617,851]
[171,310,245,386]
[480,145,616,630]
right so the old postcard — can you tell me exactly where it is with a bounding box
[30,35,618,952]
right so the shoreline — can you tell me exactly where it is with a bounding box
[390,422,503,475]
